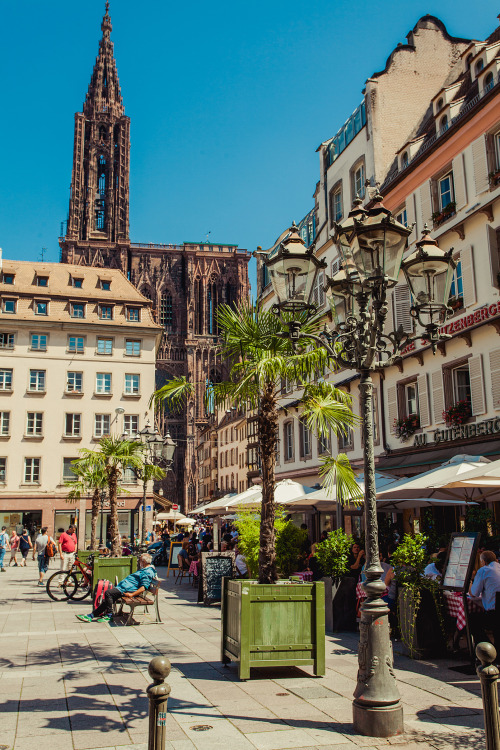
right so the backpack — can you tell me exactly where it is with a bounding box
[45,538,57,558]
[93,579,113,610]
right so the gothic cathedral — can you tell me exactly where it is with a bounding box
[60,3,251,511]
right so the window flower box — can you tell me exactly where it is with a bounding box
[394,415,420,442]
[442,400,471,426]
[432,201,456,227]
[489,171,500,187]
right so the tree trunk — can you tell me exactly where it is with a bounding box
[90,489,100,551]
[108,468,121,557]
[257,383,278,584]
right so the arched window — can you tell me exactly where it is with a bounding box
[99,125,107,141]
[475,59,484,75]
[96,155,106,230]
[437,98,444,111]
[440,115,448,132]
[466,53,473,70]
[160,292,173,330]
[401,152,409,168]
[485,72,494,91]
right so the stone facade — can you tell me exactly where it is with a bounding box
[59,4,251,511]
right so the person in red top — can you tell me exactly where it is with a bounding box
[58,525,77,583]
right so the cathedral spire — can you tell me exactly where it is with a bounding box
[84,0,124,118]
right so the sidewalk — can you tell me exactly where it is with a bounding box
[0,562,488,750]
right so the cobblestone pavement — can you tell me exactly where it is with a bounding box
[0,562,489,750]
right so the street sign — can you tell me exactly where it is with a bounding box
[172,504,179,511]
[140,505,153,511]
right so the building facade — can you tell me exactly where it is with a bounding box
[0,259,161,542]
[59,4,251,511]
[257,14,500,537]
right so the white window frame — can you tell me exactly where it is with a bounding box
[68,336,85,353]
[65,413,81,437]
[30,333,47,351]
[0,369,12,391]
[353,162,366,199]
[451,364,471,404]
[97,337,113,355]
[24,457,40,483]
[405,382,418,417]
[0,457,6,483]
[26,412,43,436]
[123,414,139,436]
[67,371,83,393]
[439,172,454,210]
[71,303,85,319]
[29,369,46,392]
[35,300,48,316]
[125,339,141,357]
[124,374,140,395]
[3,299,16,314]
[62,458,78,482]
[127,307,140,322]
[95,373,112,394]
[94,414,111,438]
[99,305,113,320]
[284,421,294,461]
[0,412,10,436]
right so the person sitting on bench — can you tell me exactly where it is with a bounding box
[77,553,159,623]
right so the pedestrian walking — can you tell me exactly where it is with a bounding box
[0,526,10,572]
[33,527,56,585]
[18,529,32,566]
[58,525,77,582]
[8,530,20,566]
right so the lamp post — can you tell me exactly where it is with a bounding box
[135,421,176,553]
[260,198,455,738]
[98,488,107,548]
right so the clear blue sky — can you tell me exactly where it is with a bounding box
[1,1,498,292]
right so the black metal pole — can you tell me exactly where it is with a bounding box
[352,371,403,737]
[99,496,104,547]
[476,642,500,750]
[141,463,148,552]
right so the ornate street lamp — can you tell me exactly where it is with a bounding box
[135,421,176,552]
[262,195,454,738]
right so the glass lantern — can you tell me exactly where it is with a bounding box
[402,228,456,326]
[324,269,361,327]
[162,431,176,465]
[334,195,410,285]
[264,223,327,313]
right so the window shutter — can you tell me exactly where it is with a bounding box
[470,355,486,416]
[452,154,467,210]
[489,348,500,410]
[461,246,476,307]
[417,373,430,428]
[487,225,500,288]
[393,283,413,333]
[405,193,417,243]
[431,370,445,424]
[384,288,395,336]
[313,271,325,307]
[331,258,341,277]
[387,385,398,435]
[419,181,433,229]
[472,136,489,195]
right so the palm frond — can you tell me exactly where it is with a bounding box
[319,454,363,506]
[150,376,195,409]
[301,382,359,437]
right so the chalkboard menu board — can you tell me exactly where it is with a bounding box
[442,532,480,592]
[198,551,235,605]
[166,541,183,578]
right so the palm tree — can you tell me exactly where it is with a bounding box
[153,301,361,584]
[66,456,108,551]
[78,437,144,556]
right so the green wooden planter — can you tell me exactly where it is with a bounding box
[221,579,325,680]
[77,550,98,565]
[93,555,137,585]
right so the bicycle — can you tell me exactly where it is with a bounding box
[46,554,94,602]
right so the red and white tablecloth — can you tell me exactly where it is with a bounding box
[356,580,389,600]
[188,560,199,577]
[292,571,313,582]
[443,591,483,631]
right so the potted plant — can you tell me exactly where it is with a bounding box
[391,533,445,659]
[315,529,357,631]
[442,400,471,426]
[153,300,361,679]
[394,415,420,442]
[489,170,500,187]
[448,295,464,312]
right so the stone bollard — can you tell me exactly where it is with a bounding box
[147,656,172,750]
[476,642,500,750]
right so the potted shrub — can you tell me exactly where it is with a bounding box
[489,170,500,187]
[315,529,357,631]
[391,533,445,659]
[153,300,361,680]
[442,400,471,426]
[394,415,420,442]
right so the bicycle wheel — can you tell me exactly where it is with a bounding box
[69,574,93,600]
[46,571,78,601]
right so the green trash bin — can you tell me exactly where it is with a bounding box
[93,556,137,586]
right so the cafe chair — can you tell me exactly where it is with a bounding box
[175,556,192,585]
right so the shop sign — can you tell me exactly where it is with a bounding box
[102,500,125,508]
[401,301,500,356]
[414,417,500,447]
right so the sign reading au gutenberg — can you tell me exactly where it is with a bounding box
[414,417,500,447]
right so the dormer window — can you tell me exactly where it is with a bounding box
[401,152,409,169]
[485,72,494,92]
[475,59,484,75]
[36,276,48,287]
[100,279,111,291]
[466,53,473,70]
[72,277,83,289]
[437,98,444,111]
[2,274,14,285]
[127,307,140,322]
[440,115,448,132]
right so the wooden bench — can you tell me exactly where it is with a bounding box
[112,581,162,626]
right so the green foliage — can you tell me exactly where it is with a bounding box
[465,506,496,537]
[235,509,309,579]
[391,532,428,587]
[314,529,354,580]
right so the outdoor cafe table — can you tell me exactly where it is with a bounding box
[443,590,483,630]
[292,570,313,582]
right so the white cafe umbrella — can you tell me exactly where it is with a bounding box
[376,498,478,510]
[439,455,500,489]
[284,472,398,510]
[376,454,494,504]
[156,511,186,521]
[205,480,316,516]
[175,517,195,526]
[195,493,237,516]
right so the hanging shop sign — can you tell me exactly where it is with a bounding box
[414,417,500,447]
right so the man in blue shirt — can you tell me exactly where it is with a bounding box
[468,550,500,648]
[77,553,159,623]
